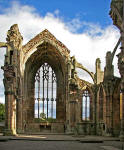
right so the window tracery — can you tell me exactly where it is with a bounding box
[35,63,57,119]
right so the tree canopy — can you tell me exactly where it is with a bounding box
[0,103,5,121]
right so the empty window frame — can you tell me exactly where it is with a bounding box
[82,90,90,121]
[35,63,57,119]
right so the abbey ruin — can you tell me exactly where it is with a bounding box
[0,0,124,141]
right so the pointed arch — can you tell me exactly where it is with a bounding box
[23,36,68,131]
[97,85,106,122]
[82,87,93,121]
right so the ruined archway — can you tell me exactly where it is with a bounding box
[2,23,122,137]
[22,38,68,132]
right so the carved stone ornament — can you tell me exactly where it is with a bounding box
[6,24,23,50]
[1,65,15,82]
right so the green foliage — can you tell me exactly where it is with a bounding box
[0,103,5,122]
[40,112,46,119]
[46,117,56,122]
[34,113,56,123]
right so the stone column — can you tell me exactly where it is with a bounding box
[118,41,124,141]
[109,93,113,135]
[109,0,124,140]
[92,85,97,135]
[104,82,114,136]
[66,82,78,134]
[2,65,17,135]
[120,81,124,141]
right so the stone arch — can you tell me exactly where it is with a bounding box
[98,86,104,121]
[97,85,106,120]
[97,84,107,135]
[81,86,93,121]
[2,25,106,135]
[22,38,68,132]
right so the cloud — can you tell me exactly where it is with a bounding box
[0,1,120,103]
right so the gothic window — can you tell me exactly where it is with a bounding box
[82,90,90,121]
[35,63,57,119]
[99,87,103,120]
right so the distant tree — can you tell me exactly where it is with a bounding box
[0,103,5,121]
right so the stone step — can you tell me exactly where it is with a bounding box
[79,139,103,143]
[101,146,120,150]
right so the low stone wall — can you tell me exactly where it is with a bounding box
[76,122,95,135]
[25,122,64,133]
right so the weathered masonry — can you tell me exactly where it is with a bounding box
[0,0,124,141]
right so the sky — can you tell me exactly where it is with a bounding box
[0,0,112,28]
[0,0,121,103]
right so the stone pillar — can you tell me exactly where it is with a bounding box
[2,65,17,135]
[120,81,124,141]
[109,93,113,135]
[118,43,124,141]
[92,85,97,135]
[95,58,104,84]
[103,82,114,136]
[66,82,79,134]
[16,97,23,133]
[109,0,124,140]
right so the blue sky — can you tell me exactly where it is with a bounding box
[0,0,112,31]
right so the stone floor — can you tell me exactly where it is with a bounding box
[0,134,123,150]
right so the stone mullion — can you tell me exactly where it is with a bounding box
[38,70,40,119]
[51,70,54,118]
[90,95,93,121]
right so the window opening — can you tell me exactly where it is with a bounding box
[35,63,57,119]
[82,90,90,120]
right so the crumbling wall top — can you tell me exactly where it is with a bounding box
[22,29,70,58]
[6,24,23,50]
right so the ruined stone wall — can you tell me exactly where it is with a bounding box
[0,12,122,137]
